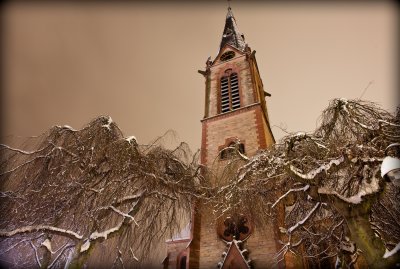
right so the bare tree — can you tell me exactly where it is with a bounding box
[1,99,399,269]
[210,99,400,268]
[0,116,202,268]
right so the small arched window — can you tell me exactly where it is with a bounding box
[220,72,240,113]
[220,142,245,160]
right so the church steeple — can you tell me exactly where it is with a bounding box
[220,7,246,52]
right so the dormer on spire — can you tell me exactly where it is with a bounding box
[220,7,246,52]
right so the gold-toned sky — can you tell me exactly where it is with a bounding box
[2,1,398,150]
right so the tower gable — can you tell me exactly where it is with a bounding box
[212,44,246,67]
[219,240,251,269]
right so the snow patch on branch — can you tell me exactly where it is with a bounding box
[62,125,77,131]
[0,225,83,240]
[378,119,400,127]
[340,99,377,130]
[0,144,38,155]
[102,116,113,130]
[289,157,344,180]
[125,136,137,144]
[108,206,138,226]
[287,202,320,234]
[114,191,144,206]
[318,172,380,204]
[80,240,91,253]
[41,238,53,253]
[89,222,123,241]
[383,242,400,259]
[271,185,309,208]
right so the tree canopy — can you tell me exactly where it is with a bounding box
[1,99,399,268]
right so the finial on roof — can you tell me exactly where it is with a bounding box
[227,0,233,18]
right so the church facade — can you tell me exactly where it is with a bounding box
[164,7,285,269]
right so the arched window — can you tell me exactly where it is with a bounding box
[220,72,240,113]
[220,142,245,160]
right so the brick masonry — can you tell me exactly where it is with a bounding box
[201,104,273,165]
[193,45,280,269]
[166,9,284,268]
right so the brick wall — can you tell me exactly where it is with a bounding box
[201,104,273,166]
[196,205,280,269]
[165,239,189,269]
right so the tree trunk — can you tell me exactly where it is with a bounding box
[67,249,90,269]
[345,211,399,268]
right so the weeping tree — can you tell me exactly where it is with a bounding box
[0,117,202,269]
[210,99,400,268]
[1,99,399,269]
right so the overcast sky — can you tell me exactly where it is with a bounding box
[2,1,398,150]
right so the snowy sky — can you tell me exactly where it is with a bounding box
[2,1,398,150]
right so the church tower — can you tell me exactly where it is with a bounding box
[164,7,280,269]
[199,7,275,168]
[187,7,279,269]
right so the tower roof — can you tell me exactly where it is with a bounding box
[219,7,246,52]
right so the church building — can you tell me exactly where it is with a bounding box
[164,7,282,269]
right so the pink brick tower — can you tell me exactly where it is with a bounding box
[165,7,279,269]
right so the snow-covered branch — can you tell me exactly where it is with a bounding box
[287,202,320,234]
[271,185,309,208]
[0,225,83,240]
[383,242,400,259]
[289,157,344,181]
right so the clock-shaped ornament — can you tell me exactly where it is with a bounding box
[220,51,235,62]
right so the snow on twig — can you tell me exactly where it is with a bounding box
[318,172,380,204]
[287,202,320,234]
[61,125,77,131]
[41,238,53,253]
[130,247,139,262]
[0,233,44,254]
[89,222,123,241]
[108,206,138,226]
[340,99,379,130]
[0,156,47,176]
[271,185,309,208]
[0,144,46,155]
[48,244,75,268]
[80,240,91,253]
[29,241,42,267]
[102,116,113,130]
[378,119,400,127]
[113,191,145,206]
[383,242,400,259]
[0,225,83,240]
[125,136,137,144]
[237,150,249,161]
[289,157,344,180]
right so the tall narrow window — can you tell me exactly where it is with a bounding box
[221,76,230,113]
[230,73,240,110]
[220,72,240,113]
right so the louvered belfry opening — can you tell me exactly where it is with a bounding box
[220,72,240,113]
[230,73,240,110]
[221,76,230,113]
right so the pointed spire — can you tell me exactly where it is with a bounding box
[220,6,246,52]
